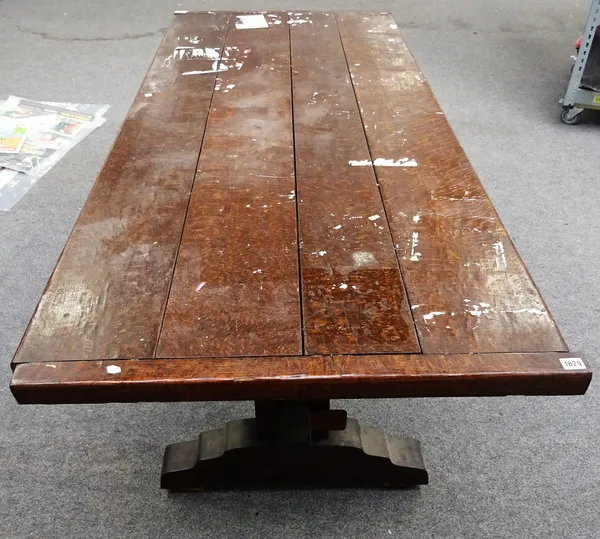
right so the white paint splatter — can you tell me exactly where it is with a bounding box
[174,10,188,14]
[339,283,348,290]
[412,212,421,223]
[467,304,490,317]
[353,251,376,266]
[195,281,206,292]
[183,60,228,76]
[348,159,371,166]
[311,250,327,256]
[368,215,381,221]
[390,23,398,29]
[373,158,416,167]
[410,232,421,261]
[174,46,221,60]
[144,93,152,97]
[106,365,121,374]
[45,364,57,368]
[348,158,418,167]
[504,308,547,315]
[252,269,263,274]
[333,224,342,230]
[423,311,445,322]
[492,241,507,271]
[411,304,424,310]
[236,14,269,29]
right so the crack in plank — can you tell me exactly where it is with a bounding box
[17,25,167,42]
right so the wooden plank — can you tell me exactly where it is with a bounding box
[336,12,568,354]
[156,13,301,358]
[290,12,420,354]
[13,13,230,365]
[10,352,591,404]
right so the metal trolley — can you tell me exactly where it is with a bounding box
[561,0,600,124]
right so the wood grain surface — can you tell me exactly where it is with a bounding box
[290,12,419,354]
[11,352,591,404]
[13,13,230,364]
[336,12,568,354]
[156,13,302,357]
[11,12,587,406]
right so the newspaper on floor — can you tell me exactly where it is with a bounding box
[0,117,31,153]
[0,96,108,176]
[0,96,109,211]
[0,167,33,210]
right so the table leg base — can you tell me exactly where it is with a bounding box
[161,417,428,490]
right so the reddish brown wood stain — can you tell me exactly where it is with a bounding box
[13,13,230,363]
[336,12,567,354]
[11,352,591,404]
[291,12,419,354]
[10,12,589,405]
[156,13,301,357]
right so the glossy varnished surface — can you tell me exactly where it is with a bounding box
[337,12,567,354]
[157,13,301,357]
[11,12,588,404]
[13,13,229,364]
[290,12,419,354]
[11,352,591,403]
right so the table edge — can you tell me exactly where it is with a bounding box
[11,352,591,404]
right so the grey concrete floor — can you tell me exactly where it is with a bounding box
[1,1,599,538]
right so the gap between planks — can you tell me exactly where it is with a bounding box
[152,14,234,358]
[333,14,423,350]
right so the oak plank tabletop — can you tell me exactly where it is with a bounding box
[291,12,419,355]
[10,11,591,404]
[157,14,302,358]
[12,12,230,363]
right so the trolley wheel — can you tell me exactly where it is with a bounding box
[561,108,582,125]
